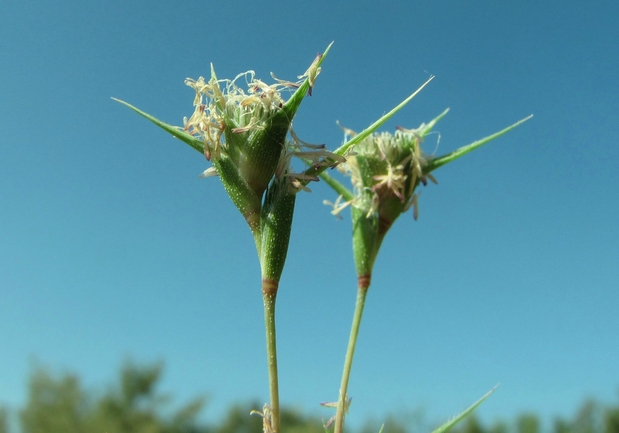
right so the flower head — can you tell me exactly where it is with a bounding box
[183,56,340,203]
[335,110,445,227]
[323,105,531,278]
[183,70,292,162]
[113,43,337,265]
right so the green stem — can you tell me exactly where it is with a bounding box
[334,276,371,433]
[262,281,280,433]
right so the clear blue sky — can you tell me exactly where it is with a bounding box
[1,0,618,430]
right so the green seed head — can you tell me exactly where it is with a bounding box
[338,110,447,229]
[330,110,447,277]
[181,49,334,235]
[184,69,295,199]
[326,106,531,278]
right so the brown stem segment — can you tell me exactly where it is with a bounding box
[262,278,279,297]
[334,275,371,433]
[262,279,280,433]
[357,274,371,291]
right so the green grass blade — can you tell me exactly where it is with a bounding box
[425,114,533,174]
[333,75,435,157]
[282,41,334,119]
[112,98,205,154]
[430,386,498,433]
[301,76,435,184]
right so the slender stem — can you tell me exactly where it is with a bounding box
[262,280,280,433]
[334,277,371,433]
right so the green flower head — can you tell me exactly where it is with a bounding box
[324,107,531,279]
[183,56,326,200]
[337,111,446,226]
[113,43,337,271]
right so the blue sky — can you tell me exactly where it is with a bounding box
[1,0,618,430]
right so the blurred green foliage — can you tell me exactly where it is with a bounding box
[18,361,206,433]
[449,400,619,433]
[0,362,617,433]
[0,407,7,433]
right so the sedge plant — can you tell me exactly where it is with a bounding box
[321,96,532,432]
[114,43,456,433]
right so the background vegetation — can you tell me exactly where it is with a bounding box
[0,362,617,433]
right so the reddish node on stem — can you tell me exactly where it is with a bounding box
[262,279,279,297]
[357,274,371,291]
